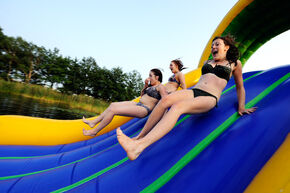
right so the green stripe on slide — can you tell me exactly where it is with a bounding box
[141,72,289,193]
[0,129,142,180]
[51,158,129,193]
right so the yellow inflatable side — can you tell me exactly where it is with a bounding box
[244,134,290,193]
[0,68,201,145]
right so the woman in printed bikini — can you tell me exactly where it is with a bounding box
[82,60,186,137]
[117,35,257,160]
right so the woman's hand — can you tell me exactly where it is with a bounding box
[141,78,151,96]
[238,107,257,116]
[144,78,150,87]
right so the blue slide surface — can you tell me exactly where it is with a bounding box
[0,66,289,193]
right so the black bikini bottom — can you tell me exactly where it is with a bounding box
[192,88,218,107]
[136,102,151,115]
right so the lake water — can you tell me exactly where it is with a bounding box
[0,93,95,120]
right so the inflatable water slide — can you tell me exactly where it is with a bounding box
[0,0,289,192]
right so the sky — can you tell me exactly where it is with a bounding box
[0,0,289,81]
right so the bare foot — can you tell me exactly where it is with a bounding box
[132,136,139,140]
[83,128,98,137]
[132,136,143,140]
[82,116,96,128]
[117,128,143,160]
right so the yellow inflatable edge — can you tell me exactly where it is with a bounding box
[244,133,290,193]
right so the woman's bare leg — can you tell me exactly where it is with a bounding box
[82,101,132,128]
[117,96,216,160]
[83,101,147,137]
[83,101,134,130]
[82,108,110,128]
[135,90,193,139]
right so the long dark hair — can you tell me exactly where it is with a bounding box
[150,68,163,83]
[171,59,187,71]
[213,34,240,66]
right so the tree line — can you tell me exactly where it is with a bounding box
[0,27,144,101]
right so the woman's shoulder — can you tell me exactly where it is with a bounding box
[156,84,166,90]
[175,71,183,76]
[176,71,185,81]
[236,60,242,66]
[232,59,242,70]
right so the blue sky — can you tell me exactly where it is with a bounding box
[0,0,289,81]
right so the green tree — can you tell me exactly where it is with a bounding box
[15,38,46,83]
[38,48,70,88]
[0,29,19,81]
[125,70,144,100]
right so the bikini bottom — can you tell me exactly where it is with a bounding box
[192,88,218,107]
[136,102,151,115]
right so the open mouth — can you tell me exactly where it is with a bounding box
[212,50,218,57]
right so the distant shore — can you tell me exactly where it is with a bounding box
[0,79,109,116]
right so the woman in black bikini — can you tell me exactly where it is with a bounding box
[117,35,257,160]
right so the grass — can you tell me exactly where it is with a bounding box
[0,79,109,116]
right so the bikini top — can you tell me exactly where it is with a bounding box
[168,74,180,85]
[144,86,161,100]
[202,62,232,82]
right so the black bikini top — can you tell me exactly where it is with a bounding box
[144,86,161,100]
[202,62,232,82]
[168,74,180,85]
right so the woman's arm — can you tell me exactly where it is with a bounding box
[233,60,257,116]
[177,72,187,89]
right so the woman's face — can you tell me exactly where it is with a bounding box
[169,62,179,73]
[149,71,159,85]
[211,38,229,61]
